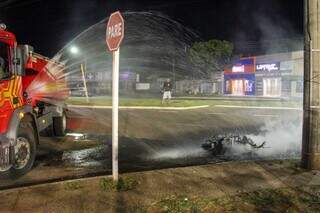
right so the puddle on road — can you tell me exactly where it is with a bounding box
[55,109,302,171]
[38,119,301,172]
[56,134,225,170]
[43,132,217,170]
[66,133,86,140]
[62,146,108,167]
[65,132,111,143]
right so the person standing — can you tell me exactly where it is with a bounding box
[162,78,173,104]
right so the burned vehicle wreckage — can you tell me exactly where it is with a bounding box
[201,135,266,157]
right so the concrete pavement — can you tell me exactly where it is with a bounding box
[0,160,319,212]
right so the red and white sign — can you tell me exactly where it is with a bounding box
[106,11,125,181]
[106,11,124,52]
[232,65,245,73]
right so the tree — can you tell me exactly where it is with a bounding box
[188,39,233,78]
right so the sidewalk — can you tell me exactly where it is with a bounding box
[175,96,283,101]
[0,160,319,212]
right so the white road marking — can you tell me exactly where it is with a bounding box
[67,105,210,110]
[214,105,302,111]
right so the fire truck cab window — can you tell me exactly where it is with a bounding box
[0,42,10,80]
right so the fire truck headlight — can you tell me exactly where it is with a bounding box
[0,23,6,30]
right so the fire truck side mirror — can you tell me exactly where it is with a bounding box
[14,46,25,76]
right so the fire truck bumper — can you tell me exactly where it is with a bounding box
[0,134,13,170]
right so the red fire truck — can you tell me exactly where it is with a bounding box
[0,23,69,178]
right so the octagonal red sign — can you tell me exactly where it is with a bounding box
[106,11,124,52]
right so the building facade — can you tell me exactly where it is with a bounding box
[224,57,256,96]
[223,51,303,98]
[255,51,303,98]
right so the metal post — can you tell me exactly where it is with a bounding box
[302,0,320,169]
[80,63,89,102]
[112,48,120,181]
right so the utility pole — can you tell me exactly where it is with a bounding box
[302,0,320,169]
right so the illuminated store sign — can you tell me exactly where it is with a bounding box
[256,62,280,72]
[232,65,244,73]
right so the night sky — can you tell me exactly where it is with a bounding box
[0,0,303,57]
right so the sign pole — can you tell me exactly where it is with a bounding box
[112,48,120,181]
[106,11,124,181]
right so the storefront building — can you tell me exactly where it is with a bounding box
[255,51,303,98]
[255,61,283,97]
[224,57,255,96]
[223,51,303,98]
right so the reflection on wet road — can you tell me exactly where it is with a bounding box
[41,134,219,172]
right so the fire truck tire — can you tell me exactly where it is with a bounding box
[53,112,66,136]
[10,122,37,178]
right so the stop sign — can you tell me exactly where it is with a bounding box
[106,11,124,52]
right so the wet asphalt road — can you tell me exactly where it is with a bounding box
[0,106,302,189]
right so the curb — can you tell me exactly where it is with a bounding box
[214,105,302,110]
[67,105,210,110]
[0,174,112,193]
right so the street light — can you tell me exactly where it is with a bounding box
[69,46,89,102]
[69,46,79,55]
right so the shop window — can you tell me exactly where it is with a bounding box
[231,79,244,96]
[225,80,231,93]
[263,78,281,97]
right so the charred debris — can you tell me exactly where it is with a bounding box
[201,134,266,156]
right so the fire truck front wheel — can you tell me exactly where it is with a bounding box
[11,122,37,178]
